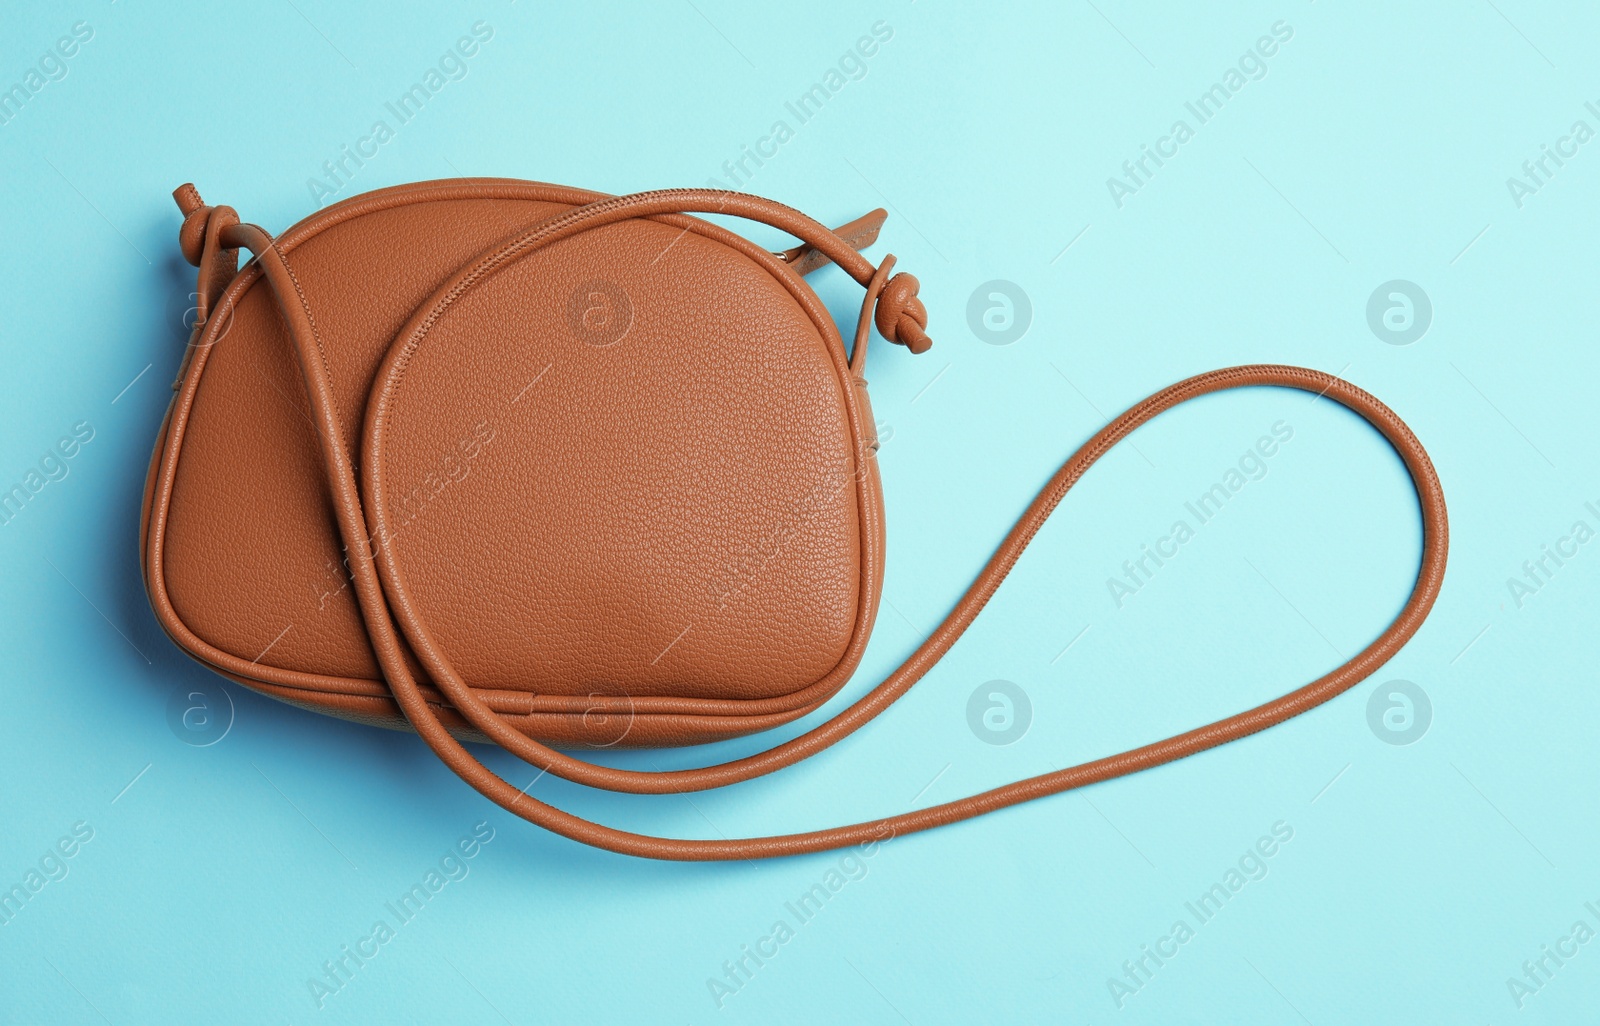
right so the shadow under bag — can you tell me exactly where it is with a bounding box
[142,179,1449,860]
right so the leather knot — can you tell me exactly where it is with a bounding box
[174,183,238,267]
[873,271,932,354]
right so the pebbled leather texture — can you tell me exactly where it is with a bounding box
[145,180,889,747]
[376,218,863,702]
[145,178,1450,860]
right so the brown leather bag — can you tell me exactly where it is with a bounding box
[143,178,1449,860]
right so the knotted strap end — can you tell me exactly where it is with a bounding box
[171,184,242,342]
[874,271,932,354]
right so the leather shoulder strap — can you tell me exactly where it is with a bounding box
[191,188,1449,860]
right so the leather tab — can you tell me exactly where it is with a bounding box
[853,376,879,454]
[781,209,887,277]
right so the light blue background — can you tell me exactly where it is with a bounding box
[1,0,1594,1022]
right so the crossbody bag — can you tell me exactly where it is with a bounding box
[142,179,1448,860]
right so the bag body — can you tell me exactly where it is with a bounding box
[143,178,1449,860]
[144,179,892,748]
